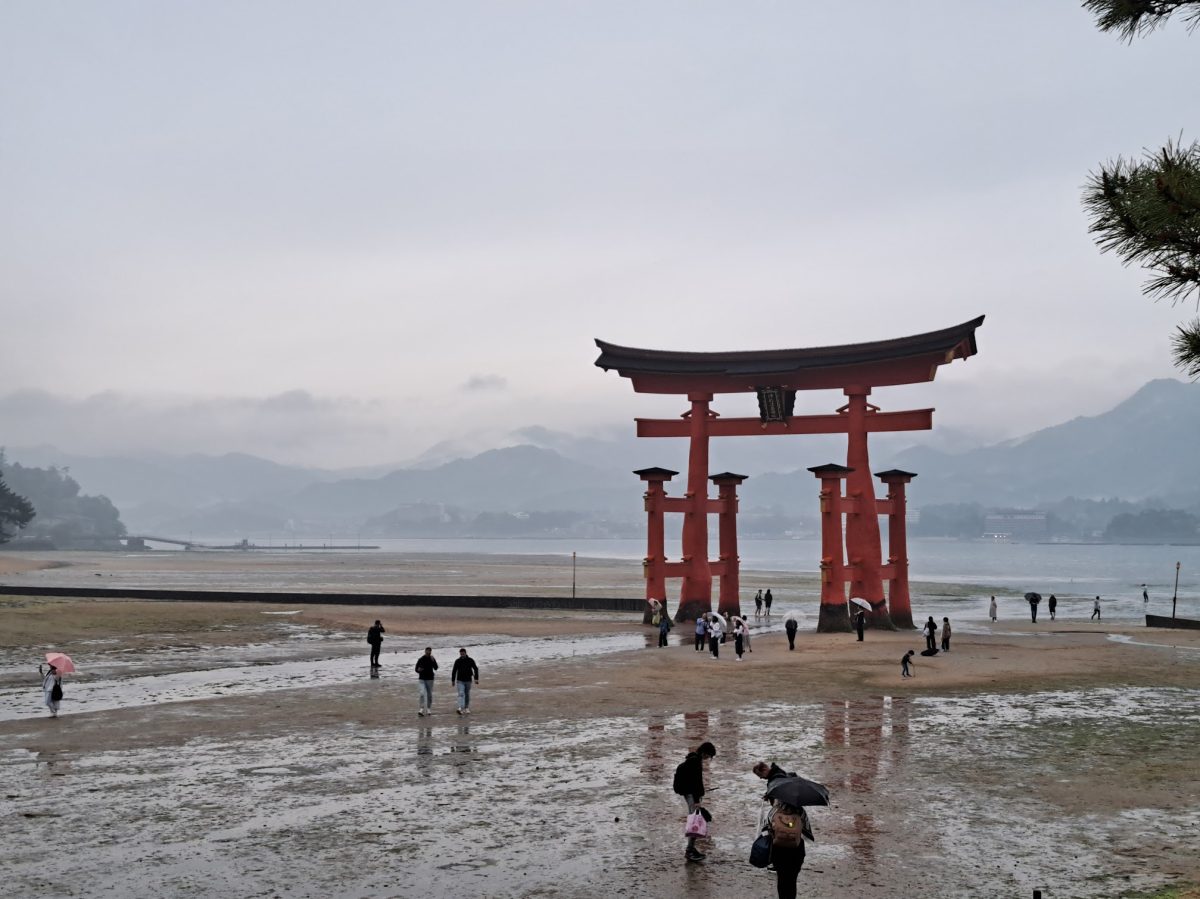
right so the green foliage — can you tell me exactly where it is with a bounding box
[1084,2,1200,374]
[0,452,126,547]
[1084,140,1200,306]
[1104,507,1199,540]
[910,503,984,538]
[0,471,35,543]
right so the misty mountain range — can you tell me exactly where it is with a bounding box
[6,379,1198,540]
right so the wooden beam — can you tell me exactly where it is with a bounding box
[636,408,933,438]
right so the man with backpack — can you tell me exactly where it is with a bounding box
[672,741,716,862]
[753,761,811,899]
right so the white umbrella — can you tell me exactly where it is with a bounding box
[783,610,802,623]
[849,598,872,611]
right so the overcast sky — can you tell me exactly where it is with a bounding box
[2,2,1196,469]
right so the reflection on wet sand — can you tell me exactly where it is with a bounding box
[820,696,912,870]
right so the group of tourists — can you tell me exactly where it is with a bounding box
[752,588,774,617]
[368,622,482,717]
[901,615,953,677]
[692,610,754,659]
[673,741,821,899]
[987,593,1106,623]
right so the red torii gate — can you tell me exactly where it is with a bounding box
[595,316,983,632]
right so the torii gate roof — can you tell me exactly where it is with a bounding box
[595,315,983,394]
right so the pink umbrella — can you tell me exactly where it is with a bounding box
[44,652,75,674]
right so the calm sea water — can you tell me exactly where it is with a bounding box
[217,536,1200,623]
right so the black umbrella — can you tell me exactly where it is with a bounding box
[1024,592,1041,603]
[764,774,830,808]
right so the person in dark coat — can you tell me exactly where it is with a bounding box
[901,650,915,677]
[753,762,809,899]
[658,614,673,647]
[366,620,385,667]
[784,616,798,651]
[1029,594,1040,623]
[450,647,480,714]
[764,589,774,616]
[855,610,866,642]
[675,741,716,862]
[414,647,438,716]
[923,616,937,651]
[1048,594,1057,620]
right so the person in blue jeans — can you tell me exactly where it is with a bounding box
[658,614,673,647]
[415,647,438,716]
[694,615,708,651]
[451,647,479,715]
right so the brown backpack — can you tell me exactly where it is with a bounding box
[771,805,803,849]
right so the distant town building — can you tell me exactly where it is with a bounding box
[982,509,1047,542]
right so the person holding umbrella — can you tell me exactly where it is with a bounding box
[708,612,725,659]
[754,763,828,899]
[1026,592,1041,623]
[39,652,73,718]
[855,609,866,642]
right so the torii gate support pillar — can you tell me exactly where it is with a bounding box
[711,472,747,618]
[811,464,853,633]
[877,469,917,630]
[635,467,677,623]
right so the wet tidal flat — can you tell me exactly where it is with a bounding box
[2,626,1199,898]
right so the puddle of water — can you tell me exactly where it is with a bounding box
[0,632,646,721]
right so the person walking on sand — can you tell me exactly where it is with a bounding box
[733,617,746,661]
[1048,594,1057,621]
[40,663,62,718]
[764,589,774,617]
[1028,593,1040,623]
[658,612,673,647]
[672,741,716,862]
[940,617,951,652]
[450,647,479,715]
[366,619,385,667]
[754,589,764,618]
[708,613,724,658]
[694,614,708,652]
[1092,596,1101,621]
[785,615,798,650]
[901,650,915,678]
[414,647,438,717]
[923,616,937,652]
[855,610,866,642]
[989,595,997,622]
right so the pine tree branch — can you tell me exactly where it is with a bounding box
[1083,0,1200,40]
[1084,138,1200,305]
[1172,317,1200,377]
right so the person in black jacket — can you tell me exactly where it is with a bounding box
[855,610,866,642]
[414,647,438,717]
[450,647,480,715]
[367,620,385,667]
[674,741,716,862]
[784,616,798,651]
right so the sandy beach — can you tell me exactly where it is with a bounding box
[2,551,1199,898]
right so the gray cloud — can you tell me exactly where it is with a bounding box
[0,2,1193,469]
[462,375,508,392]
